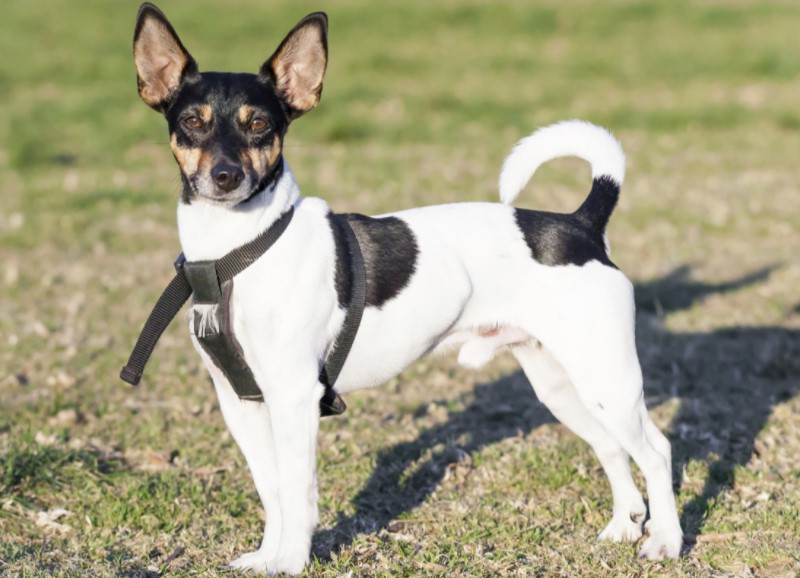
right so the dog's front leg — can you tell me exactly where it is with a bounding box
[262,366,323,576]
[204,363,283,573]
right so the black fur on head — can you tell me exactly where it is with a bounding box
[132,4,328,205]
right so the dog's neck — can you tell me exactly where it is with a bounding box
[176,159,301,261]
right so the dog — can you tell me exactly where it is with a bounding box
[130,3,683,574]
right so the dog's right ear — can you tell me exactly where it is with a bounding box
[133,3,198,112]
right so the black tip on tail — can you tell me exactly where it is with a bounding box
[574,175,621,233]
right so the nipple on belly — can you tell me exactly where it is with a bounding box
[456,326,530,369]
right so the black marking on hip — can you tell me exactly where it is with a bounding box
[514,209,616,268]
[327,212,419,309]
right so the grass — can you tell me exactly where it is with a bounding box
[1,0,799,576]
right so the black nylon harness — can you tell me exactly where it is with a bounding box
[120,206,365,417]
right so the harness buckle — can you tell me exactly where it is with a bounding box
[320,387,347,416]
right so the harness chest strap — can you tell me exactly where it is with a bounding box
[120,207,365,417]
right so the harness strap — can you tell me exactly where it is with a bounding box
[120,207,294,387]
[318,216,366,414]
[119,268,193,386]
[120,206,366,418]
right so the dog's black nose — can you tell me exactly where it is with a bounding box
[211,163,244,192]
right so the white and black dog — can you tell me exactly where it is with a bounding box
[129,4,682,574]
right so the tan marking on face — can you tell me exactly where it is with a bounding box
[266,133,282,167]
[170,133,202,175]
[197,150,214,177]
[242,134,282,179]
[237,105,257,125]
[197,104,213,124]
[244,148,264,176]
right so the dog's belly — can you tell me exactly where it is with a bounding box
[332,255,473,392]
[437,325,532,368]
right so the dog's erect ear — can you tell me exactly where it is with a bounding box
[260,13,328,120]
[133,3,198,112]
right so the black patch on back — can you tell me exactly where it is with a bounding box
[327,213,419,309]
[515,209,616,268]
[327,213,353,308]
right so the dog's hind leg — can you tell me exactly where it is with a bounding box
[544,324,683,558]
[512,342,647,543]
[575,377,682,559]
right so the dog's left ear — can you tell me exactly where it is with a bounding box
[260,12,328,120]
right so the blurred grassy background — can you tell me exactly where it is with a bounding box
[1,1,798,576]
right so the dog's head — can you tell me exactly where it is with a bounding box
[133,3,327,206]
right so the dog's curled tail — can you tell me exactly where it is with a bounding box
[498,120,625,232]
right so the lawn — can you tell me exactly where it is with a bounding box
[1,0,799,576]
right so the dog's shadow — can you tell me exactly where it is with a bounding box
[313,369,553,560]
[313,264,799,558]
[633,265,798,544]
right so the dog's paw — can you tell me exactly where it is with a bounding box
[229,549,306,576]
[598,511,644,543]
[269,553,307,576]
[230,549,270,574]
[638,524,683,560]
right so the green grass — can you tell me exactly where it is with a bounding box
[2,0,799,576]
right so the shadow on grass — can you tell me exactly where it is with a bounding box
[314,265,799,558]
[634,265,799,549]
[313,368,554,560]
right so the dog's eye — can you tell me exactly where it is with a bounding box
[183,116,203,130]
[249,118,269,133]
